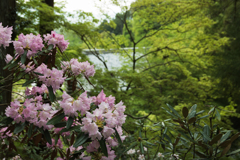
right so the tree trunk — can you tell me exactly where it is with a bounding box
[0,0,16,114]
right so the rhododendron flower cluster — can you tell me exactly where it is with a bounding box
[0,23,12,48]
[61,58,95,77]
[44,31,69,52]
[1,22,127,160]
[13,33,44,58]
[59,91,91,117]
[5,92,56,130]
[35,63,66,91]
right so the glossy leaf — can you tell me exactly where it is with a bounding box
[114,128,122,145]
[66,117,74,129]
[47,113,65,125]
[44,129,52,145]
[48,86,56,102]
[99,137,108,157]
[73,132,89,148]
[13,123,25,134]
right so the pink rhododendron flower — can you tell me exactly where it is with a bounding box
[13,33,44,58]
[61,58,95,78]
[0,23,12,48]
[44,31,69,52]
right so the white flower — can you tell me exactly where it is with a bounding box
[144,147,147,151]
[138,154,145,160]
[127,149,136,155]
[157,152,164,158]
[170,154,179,159]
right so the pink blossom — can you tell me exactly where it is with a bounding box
[44,31,69,52]
[13,33,44,58]
[0,23,12,48]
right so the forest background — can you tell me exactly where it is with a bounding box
[1,0,240,159]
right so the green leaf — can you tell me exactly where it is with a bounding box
[114,128,122,145]
[48,44,54,50]
[203,125,211,142]
[73,132,89,148]
[33,58,38,65]
[99,137,108,157]
[55,134,59,145]
[47,86,56,102]
[200,131,211,142]
[161,107,178,118]
[187,110,196,119]
[54,122,66,128]
[177,129,197,143]
[22,79,35,86]
[196,110,205,115]
[7,58,21,70]
[33,72,44,76]
[0,117,13,126]
[60,126,81,134]
[216,109,221,121]
[196,115,209,121]
[47,113,65,125]
[140,142,144,154]
[66,117,74,129]
[14,123,25,134]
[44,129,52,145]
[226,148,240,156]
[220,131,231,144]
[28,123,33,138]
[166,103,181,118]
[182,107,188,118]
[21,50,27,64]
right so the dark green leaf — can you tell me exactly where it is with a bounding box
[21,50,27,64]
[33,72,44,76]
[67,117,74,129]
[73,132,89,148]
[44,129,52,145]
[202,125,211,142]
[28,123,33,138]
[140,142,144,154]
[48,44,54,50]
[177,130,197,143]
[182,107,188,118]
[33,58,38,65]
[48,86,56,102]
[99,137,108,157]
[14,123,25,134]
[0,117,13,126]
[47,113,65,125]
[8,58,21,70]
[166,103,181,118]
[114,128,122,145]
[55,134,59,145]
[54,122,66,128]
[60,126,81,134]
[22,79,36,86]
[161,107,178,119]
